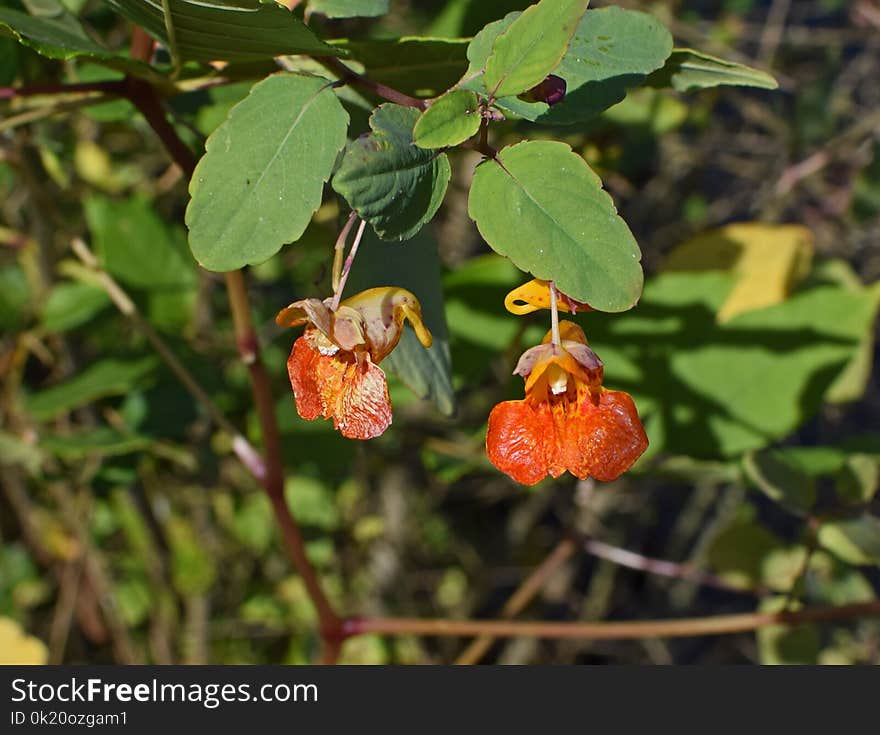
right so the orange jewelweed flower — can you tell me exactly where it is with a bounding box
[276,287,432,440]
[486,321,647,486]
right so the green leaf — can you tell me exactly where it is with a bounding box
[0,431,44,475]
[104,0,344,62]
[817,517,880,566]
[465,7,672,124]
[284,476,339,531]
[648,48,778,92]
[836,455,879,505]
[330,37,469,97]
[756,597,820,665]
[40,427,153,459]
[743,449,815,515]
[41,282,110,332]
[348,227,455,416]
[26,357,158,421]
[0,7,156,78]
[167,518,217,595]
[585,269,879,459]
[414,89,481,149]
[85,194,195,289]
[186,74,349,271]
[333,104,451,241]
[483,0,589,99]
[308,0,389,18]
[468,140,642,312]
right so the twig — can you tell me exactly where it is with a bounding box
[225,270,343,649]
[69,238,267,481]
[345,601,880,641]
[455,538,577,665]
[0,80,127,100]
[582,536,764,596]
[114,24,345,661]
[316,56,429,110]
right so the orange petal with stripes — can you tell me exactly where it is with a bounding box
[287,333,392,440]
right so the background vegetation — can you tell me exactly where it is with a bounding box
[1,0,879,664]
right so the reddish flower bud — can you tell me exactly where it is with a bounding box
[521,75,567,107]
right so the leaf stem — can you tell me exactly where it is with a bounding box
[330,217,367,311]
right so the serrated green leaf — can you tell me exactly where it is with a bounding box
[186,74,349,271]
[333,104,451,241]
[465,6,672,124]
[743,449,815,515]
[25,357,158,421]
[348,227,454,416]
[648,48,778,92]
[818,517,880,566]
[483,0,589,99]
[85,194,195,289]
[41,281,110,332]
[468,140,642,311]
[414,89,481,149]
[308,0,388,18]
[330,37,469,97]
[104,0,344,62]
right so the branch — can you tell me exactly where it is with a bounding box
[346,601,880,641]
[581,537,765,596]
[124,25,343,659]
[0,80,127,100]
[316,56,429,110]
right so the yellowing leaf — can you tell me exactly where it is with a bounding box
[664,223,813,323]
[0,617,48,665]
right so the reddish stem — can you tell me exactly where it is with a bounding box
[317,56,429,110]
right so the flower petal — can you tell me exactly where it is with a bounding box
[486,400,555,486]
[332,358,392,440]
[287,334,343,421]
[504,280,592,315]
[341,287,432,363]
[571,389,648,482]
[287,333,393,439]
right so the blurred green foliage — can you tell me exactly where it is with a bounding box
[0,0,878,665]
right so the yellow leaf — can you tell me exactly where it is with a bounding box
[0,617,48,665]
[664,223,813,323]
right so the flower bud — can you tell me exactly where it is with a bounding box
[521,75,567,106]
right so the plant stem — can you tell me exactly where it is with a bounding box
[0,80,127,99]
[332,211,359,292]
[125,25,343,659]
[455,538,577,665]
[317,56,429,110]
[346,600,880,642]
[582,536,765,596]
[69,237,267,481]
[549,281,561,347]
[330,218,367,311]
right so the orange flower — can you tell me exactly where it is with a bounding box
[276,287,432,439]
[486,321,647,485]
